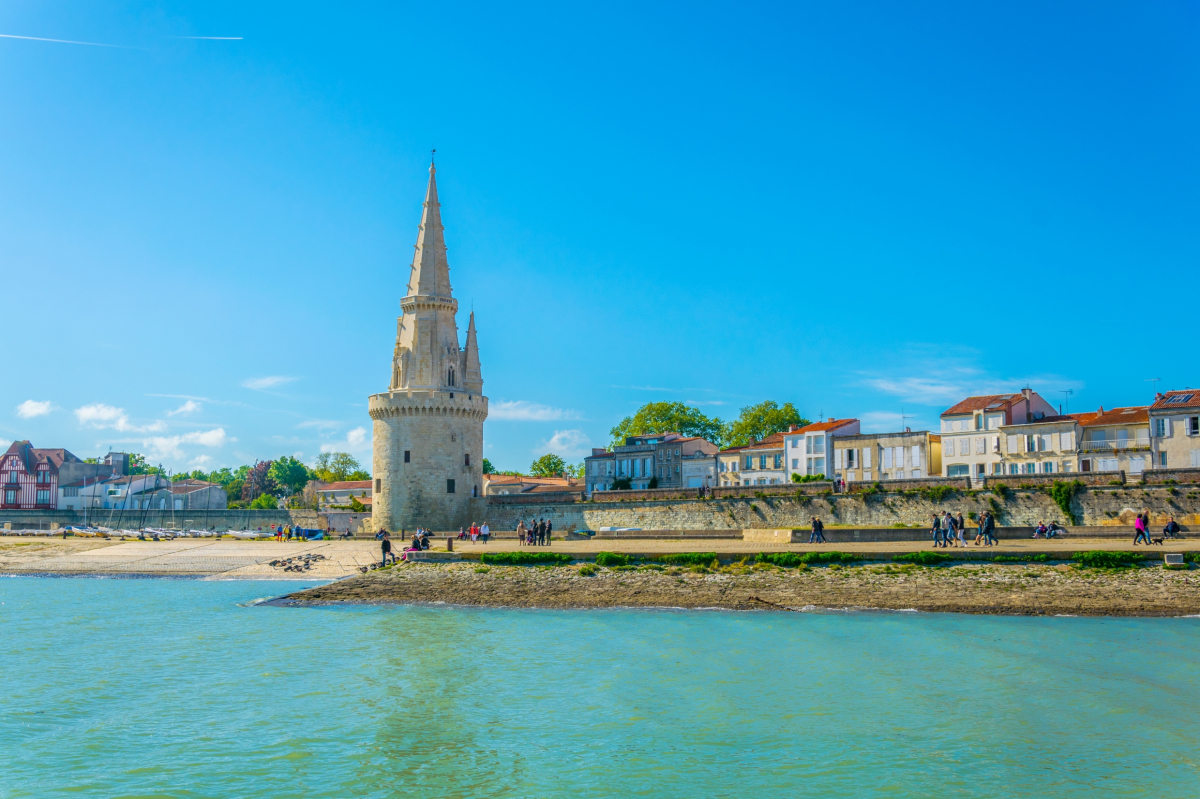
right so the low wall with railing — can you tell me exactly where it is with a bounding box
[710,482,835,498]
[983,472,1122,490]
[1139,468,1200,485]
[845,476,970,493]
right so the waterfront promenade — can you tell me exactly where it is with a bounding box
[2,535,1197,579]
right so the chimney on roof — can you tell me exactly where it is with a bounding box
[905,427,911,433]
[788,425,796,432]
[828,417,834,423]
[1156,392,1163,401]
[1098,406,1104,414]
[1022,387,1032,400]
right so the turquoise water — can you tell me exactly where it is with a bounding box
[2,577,1198,798]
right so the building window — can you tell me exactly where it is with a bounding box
[63,487,79,497]
[446,479,455,494]
[36,470,49,485]
[947,464,969,477]
[791,458,798,469]
[1188,417,1200,436]
[404,450,411,463]
[36,489,50,505]
[375,478,381,492]
[464,454,470,467]
[4,489,14,505]
[1159,452,1168,467]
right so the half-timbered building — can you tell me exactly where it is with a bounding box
[1,440,72,510]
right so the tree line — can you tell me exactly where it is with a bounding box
[110,451,370,509]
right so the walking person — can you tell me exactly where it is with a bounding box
[480,521,490,545]
[810,516,826,544]
[380,531,395,567]
[942,511,955,547]
[1133,513,1150,545]
[931,514,943,547]
[544,519,552,545]
[516,519,526,546]
[956,513,966,547]
[537,518,546,546]
[982,511,998,547]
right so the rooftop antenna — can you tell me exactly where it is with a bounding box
[1060,389,1073,415]
[1146,377,1161,396]
[901,407,912,431]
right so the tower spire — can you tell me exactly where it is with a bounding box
[464,311,483,393]
[405,159,452,298]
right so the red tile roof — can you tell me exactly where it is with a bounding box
[941,394,1024,417]
[788,419,857,434]
[1079,406,1149,427]
[317,480,373,491]
[720,432,787,453]
[1151,390,1200,411]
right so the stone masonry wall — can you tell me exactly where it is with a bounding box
[481,485,1200,532]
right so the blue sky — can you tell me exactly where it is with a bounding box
[2,1,1198,473]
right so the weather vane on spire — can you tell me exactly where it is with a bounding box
[431,148,436,165]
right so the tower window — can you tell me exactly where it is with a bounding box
[375,478,381,492]
[464,454,470,467]
[446,479,455,494]
[404,451,411,463]
[449,367,455,386]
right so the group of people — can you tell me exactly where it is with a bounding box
[376,527,434,566]
[931,510,999,547]
[1031,521,1066,539]
[1134,512,1184,545]
[809,516,826,543]
[516,518,553,546]
[457,523,491,544]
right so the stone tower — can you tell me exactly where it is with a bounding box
[369,161,488,532]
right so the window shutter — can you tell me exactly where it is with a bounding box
[913,445,922,467]
[883,449,892,469]
[1164,418,1172,437]
[863,448,872,468]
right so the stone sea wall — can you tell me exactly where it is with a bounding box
[482,485,1200,532]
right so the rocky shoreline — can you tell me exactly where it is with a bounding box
[286,561,1200,616]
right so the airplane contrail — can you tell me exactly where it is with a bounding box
[0,32,130,48]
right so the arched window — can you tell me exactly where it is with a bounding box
[448,367,455,386]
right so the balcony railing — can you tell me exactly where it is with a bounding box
[1080,438,1151,452]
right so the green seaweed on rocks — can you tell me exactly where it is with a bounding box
[1073,551,1145,569]
[595,552,631,567]
[893,551,953,566]
[992,554,1050,563]
[655,552,719,566]
[756,552,859,568]
[480,552,571,566]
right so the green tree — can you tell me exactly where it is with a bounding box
[565,462,585,479]
[609,401,724,448]
[249,491,279,510]
[724,401,809,448]
[482,457,496,474]
[313,452,369,482]
[530,453,567,477]
[269,456,311,495]
[125,453,166,476]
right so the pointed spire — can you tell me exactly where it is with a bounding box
[405,160,453,299]
[464,311,483,393]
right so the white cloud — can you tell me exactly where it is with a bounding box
[0,439,10,450]
[686,400,726,407]
[143,428,228,460]
[242,376,296,390]
[857,411,932,433]
[536,429,591,458]
[73,403,166,433]
[489,400,583,422]
[320,426,371,455]
[297,419,341,430]
[16,400,53,419]
[862,377,974,406]
[167,400,201,416]
[188,454,214,468]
